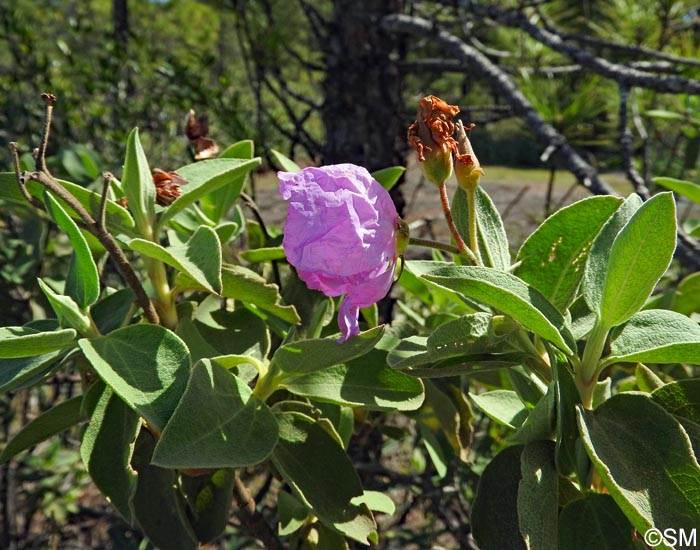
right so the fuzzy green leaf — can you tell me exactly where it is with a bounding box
[44,191,100,307]
[515,196,622,310]
[0,396,85,463]
[152,360,278,468]
[558,494,636,550]
[122,128,156,237]
[80,387,140,524]
[653,176,700,205]
[272,326,383,374]
[470,390,528,429]
[517,440,558,550]
[130,226,222,294]
[577,393,700,539]
[0,326,76,358]
[79,324,191,432]
[176,265,300,324]
[281,349,424,410]
[452,187,510,270]
[371,166,404,191]
[271,411,376,544]
[606,309,700,365]
[424,266,575,353]
[158,158,261,229]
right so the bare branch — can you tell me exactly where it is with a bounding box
[24,170,160,325]
[467,2,700,94]
[37,93,56,173]
[8,142,44,210]
[617,85,650,199]
[231,474,282,550]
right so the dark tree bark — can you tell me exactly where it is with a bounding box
[321,0,406,206]
[113,0,129,49]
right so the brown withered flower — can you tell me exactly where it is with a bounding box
[407,95,460,186]
[185,109,220,160]
[152,169,187,206]
[454,120,484,192]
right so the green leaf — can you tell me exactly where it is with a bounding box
[91,288,135,334]
[0,352,65,393]
[469,390,528,429]
[418,423,448,478]
[606,309,700,365]
[37,278,92,335]
[240,246,286,263]
[515,196,622,311]
[674,272,700,316]
[0,326,76,358]
[131,431,197,550]
[0,396,85,463]
[452,187,510,270]
[122,128,156,237]
[508,386,556,445]
[652,379,700,424]
[577,392,700,537]
[279,490,310,536]
[191,305,270,359]
[281,348,424,410]
[180,468,234,543]
[270,149,301,173]
[176,265,300,324]
[471,446,526,550]
[152,360,278,468]
[0,173,135,234]
[599,193,676,328]
[424,266,575,353]
[635,363,665,392]
[423,380,473,461]
[272,326,383,374]
[79,324,191,432]
[583,194,642,318]
[371,166,404,191]
[553,355,581,477]
[653,176,700,205]
[130,226,222,294]
[80,386,139,524]
[271,411,376,544]
[43,191,100,308]
[558,493,636,550]
[352,491,395,516]
[202,139,254,222]
[388,313,519,370]
[517,440,558,550]
[158,158,261,230]
[219,139,254,159]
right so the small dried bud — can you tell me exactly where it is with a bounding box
[407,95,460,186]
[117,197,129,208]
[185,109,220,160]
[454,121,484,192]
[152,168,186,206]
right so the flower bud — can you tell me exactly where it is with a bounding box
[454,120,484,192]
[407,95,459,187]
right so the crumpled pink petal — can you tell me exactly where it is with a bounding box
[279,164,398,341]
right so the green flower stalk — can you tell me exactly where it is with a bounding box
[454,120,484,265]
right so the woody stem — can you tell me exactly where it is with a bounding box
[439,183,478,265]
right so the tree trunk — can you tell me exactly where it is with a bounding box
[321,0,405,209]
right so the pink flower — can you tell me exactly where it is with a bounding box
[279,164,398,342]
